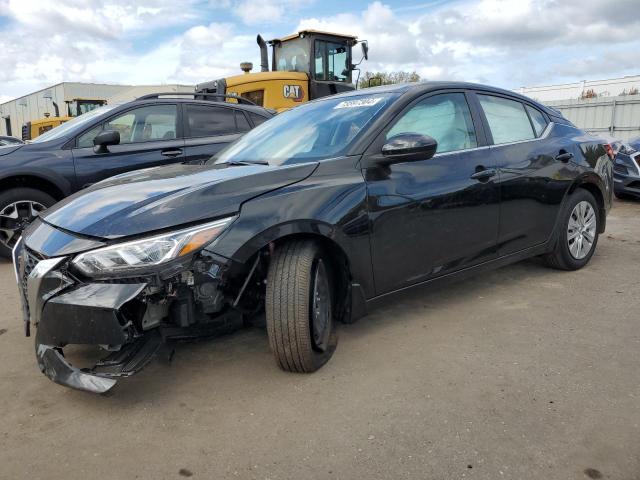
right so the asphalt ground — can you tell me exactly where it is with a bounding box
[1,198,639,480]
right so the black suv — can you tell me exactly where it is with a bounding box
[15,82,613,393]
[0,94,273,257]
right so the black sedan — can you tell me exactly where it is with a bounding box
[15,82,613,393]
[613,137,640,199]
[0,94,273,257]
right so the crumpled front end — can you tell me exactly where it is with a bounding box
[14,238,158,393]
[14,220,250,394]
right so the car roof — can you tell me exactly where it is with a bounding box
[326,81,557,117]
[127,96,273,116]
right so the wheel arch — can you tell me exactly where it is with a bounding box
[567,174,607,233]
[0,172,69,201]
[216,220,363,322]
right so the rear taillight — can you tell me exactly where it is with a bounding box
[604,143,614,159]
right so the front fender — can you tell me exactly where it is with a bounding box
[0,167,73,197]
[207,157,375,298]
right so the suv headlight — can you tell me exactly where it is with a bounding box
[72,216,235,277]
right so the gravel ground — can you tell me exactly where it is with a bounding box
[0,199,639,480]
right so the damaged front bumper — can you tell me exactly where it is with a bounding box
[14,238,162,393]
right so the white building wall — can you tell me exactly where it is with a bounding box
[517,75,640,102]
[546,96,640,141]
[0,83,194,137]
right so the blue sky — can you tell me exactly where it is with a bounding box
[0,0,639,102]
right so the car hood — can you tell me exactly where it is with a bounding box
[0,144,24,156]
[42,162,318,239]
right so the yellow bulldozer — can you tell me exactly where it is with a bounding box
[22,98,107,140]
[196,30,368,112]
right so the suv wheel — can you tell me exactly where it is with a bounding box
[265,240,338,373]
[543,189,599,270]
[0,188,56,258]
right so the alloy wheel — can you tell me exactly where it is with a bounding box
[311,259,332,352]
[0,200,46,249]
[567,200,597,260]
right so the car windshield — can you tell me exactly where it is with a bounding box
[31,105,118,143]
[211,92,397,166]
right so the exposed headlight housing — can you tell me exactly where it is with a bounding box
[72,217,235,277]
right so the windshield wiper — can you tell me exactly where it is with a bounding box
[222,160,270,166]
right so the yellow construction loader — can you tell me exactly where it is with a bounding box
[22,98,106,140]
[197,30,368,112]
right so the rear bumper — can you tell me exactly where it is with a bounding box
[613,171,640,197]
[14,241,160,393]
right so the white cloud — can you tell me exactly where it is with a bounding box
[231,0,314,26]
[2,0,199,38]
[0,0,252,101]
[297,0,640,87]
[1,0,639,102]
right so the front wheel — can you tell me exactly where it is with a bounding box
[265,240,338,373]
[0,188,56,258]
[543,189,599,270]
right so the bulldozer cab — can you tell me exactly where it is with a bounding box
[65,98,107,117]
[22,98,107,140]
[273,31,353,81]
[198,30,367,112]
[271,30,359,101]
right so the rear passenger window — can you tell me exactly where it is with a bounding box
[386,93,477,153]
[478,95,535,144]
[235,111,251,132]
[525,105,548,137]
[249,112,267,127]
[186,105,237,137]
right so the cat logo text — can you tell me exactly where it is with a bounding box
[283,85,304,102]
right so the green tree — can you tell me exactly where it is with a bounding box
[358,71,421,89]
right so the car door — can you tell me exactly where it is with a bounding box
[474,93,573,255]
[71,103,184,188]
[363,90,500,295]
[182,104,250,164]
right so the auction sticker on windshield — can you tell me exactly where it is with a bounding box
[334,98,383,109]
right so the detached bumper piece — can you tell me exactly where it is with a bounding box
[36,345,117,394]
[36,331,162,394]
[33,282,161,394]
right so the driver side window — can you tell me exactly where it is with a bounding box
[386,93,477,154]
[76,105,178,148]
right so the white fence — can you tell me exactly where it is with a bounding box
[545,95,640,142]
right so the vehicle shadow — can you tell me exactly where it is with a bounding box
[59,256,569,405]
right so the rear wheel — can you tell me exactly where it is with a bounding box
[543,189,599,270]
[0,188,56,258]
[265,240,337,373]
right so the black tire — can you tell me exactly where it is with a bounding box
[265,240,338,373]
[0,188,56,258]
[543,189,599,271]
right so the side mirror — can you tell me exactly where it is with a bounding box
[360,41,369,61]
[381,133,438,164]
[93,130,120,154]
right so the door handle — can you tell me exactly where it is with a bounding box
[161,148,183,158]
[470,168,497,181]
[555,151,574,163]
